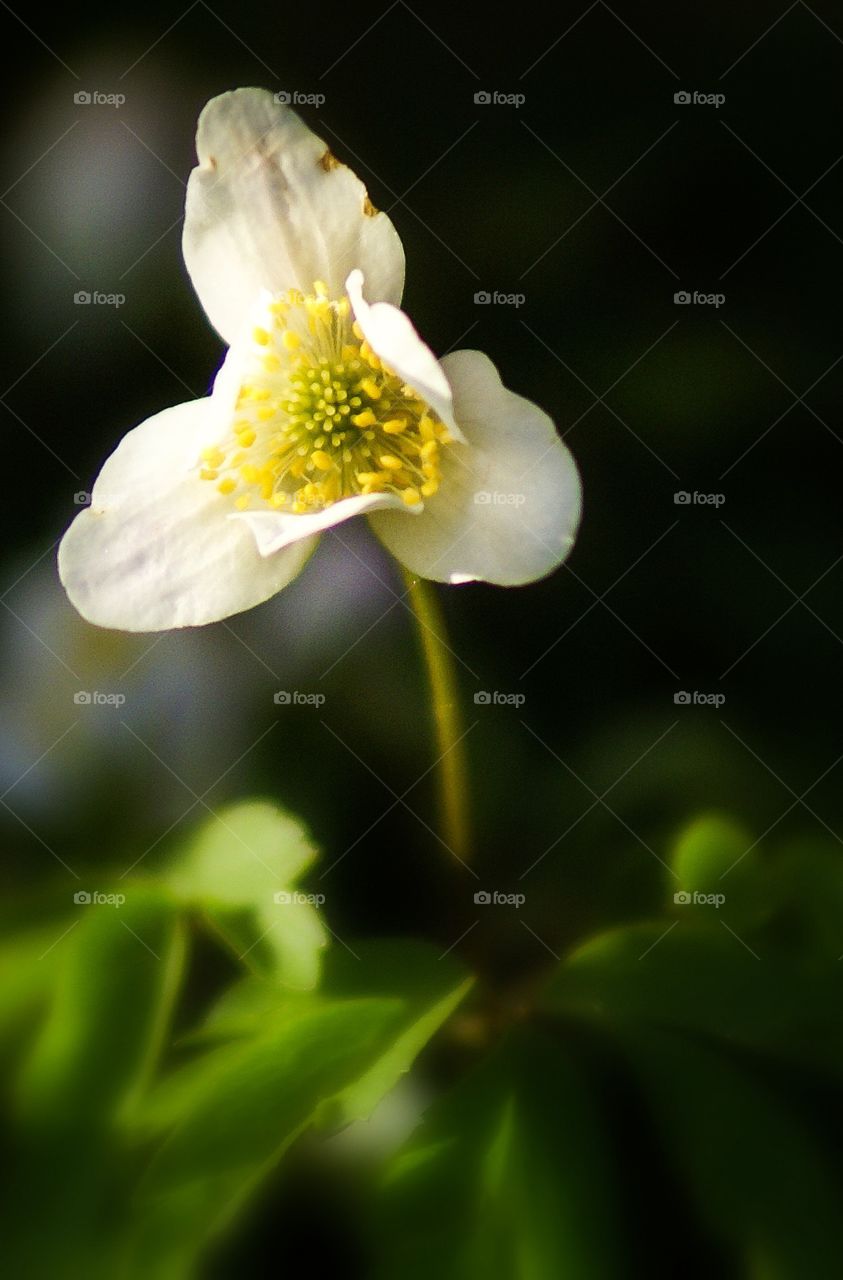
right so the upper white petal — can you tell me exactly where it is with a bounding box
[345,269,461,438]
[234,492,416,557]
[183,88,405,344]
[369,350,582,586]
[58,399,316,631]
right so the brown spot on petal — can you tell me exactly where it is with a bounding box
[363,196,378,217]
[319,148,341,172]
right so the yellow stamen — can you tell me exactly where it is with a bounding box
[205,283,456,516]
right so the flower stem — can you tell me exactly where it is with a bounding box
[401,569,472,864]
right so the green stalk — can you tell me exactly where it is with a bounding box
[401,569,472,864]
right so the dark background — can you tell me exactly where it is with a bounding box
[1,1,841,1272]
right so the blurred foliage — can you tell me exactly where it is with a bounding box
[1,803,473,1277]
[2,804,843,1278]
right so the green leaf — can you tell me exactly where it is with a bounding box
[130,997,404,1277]
[769,839,843,959]
[619,1027,843,1279]
[143,998,402,1190]
[314,939,474,1126]
[168,800,317,906]
[0,925,65,1042]
[167,800,327,990]
[375,1026,620,1280]
[129,939,471,1276]
[673,813,754,890]
[540,920,843,1071]
[16,886,186,1127]
[4,887,187,1279]
[672,812,764,923]
[181,939,472,1126]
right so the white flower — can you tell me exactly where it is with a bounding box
[59,89,582,632]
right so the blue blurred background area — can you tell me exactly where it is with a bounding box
[1,1,842,1275]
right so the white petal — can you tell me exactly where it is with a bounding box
[183,88,405,344]
[345,269,461,437]
[58,399,316,631]
[369,350,582,586]
[235,491,417,557]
